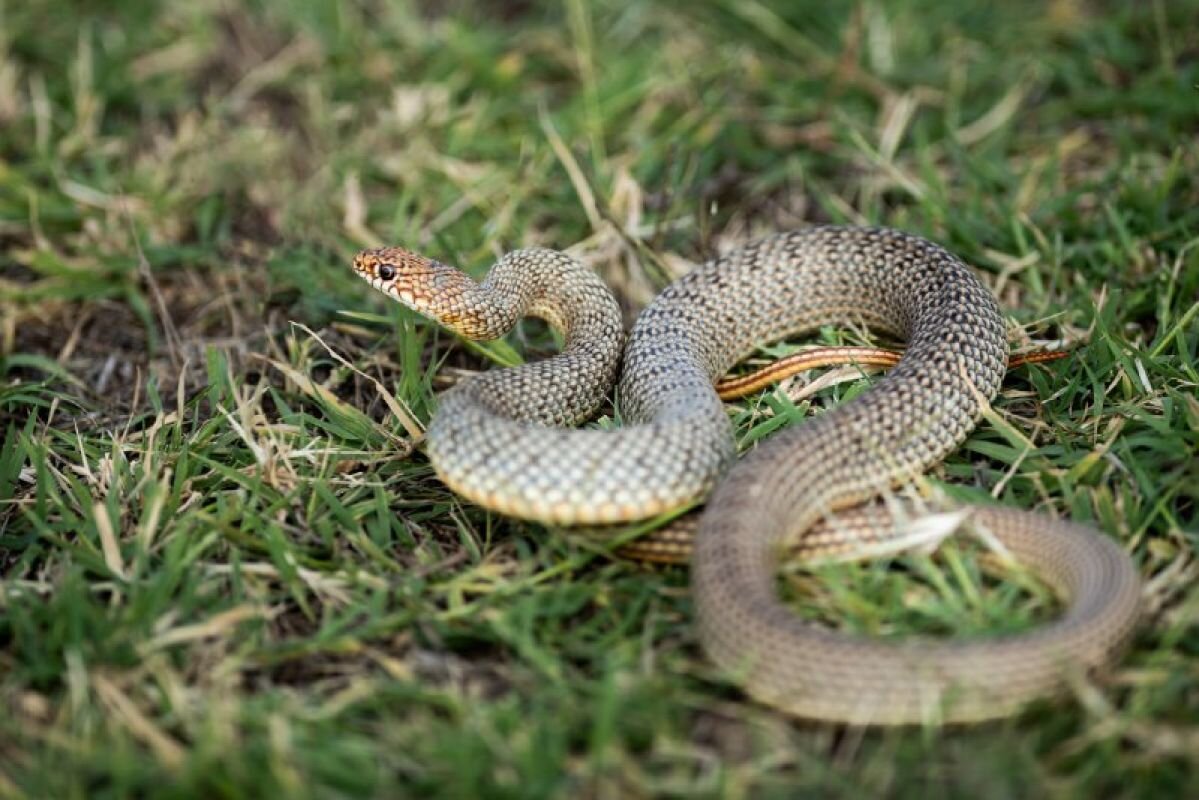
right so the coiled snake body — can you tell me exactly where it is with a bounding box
[352,226,1141,724]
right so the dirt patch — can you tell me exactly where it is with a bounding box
[3,264,281,424]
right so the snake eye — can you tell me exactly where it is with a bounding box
[377,264,397,282]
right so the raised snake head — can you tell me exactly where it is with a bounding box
[351,246,493,337]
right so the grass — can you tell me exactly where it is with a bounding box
[1,0,1197,796]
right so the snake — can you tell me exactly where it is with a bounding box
[350,226,1142,724]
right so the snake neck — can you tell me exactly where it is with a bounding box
[475,249,619,346]
[438,248,626,429]
[410,248,617,344]
[424,266,517,340]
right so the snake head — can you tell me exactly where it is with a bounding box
[351,246,491,337]
[351,246,442,310]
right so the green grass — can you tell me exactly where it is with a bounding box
[2,0,1198,796]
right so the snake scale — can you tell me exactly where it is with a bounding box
[351,226,1141,724]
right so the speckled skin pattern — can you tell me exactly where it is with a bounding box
[352,226,1142,724]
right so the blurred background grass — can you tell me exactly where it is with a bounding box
[1,0,1197,797]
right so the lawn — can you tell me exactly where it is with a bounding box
[2,0,1197,796]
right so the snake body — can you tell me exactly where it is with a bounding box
[352,226,1141,724]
